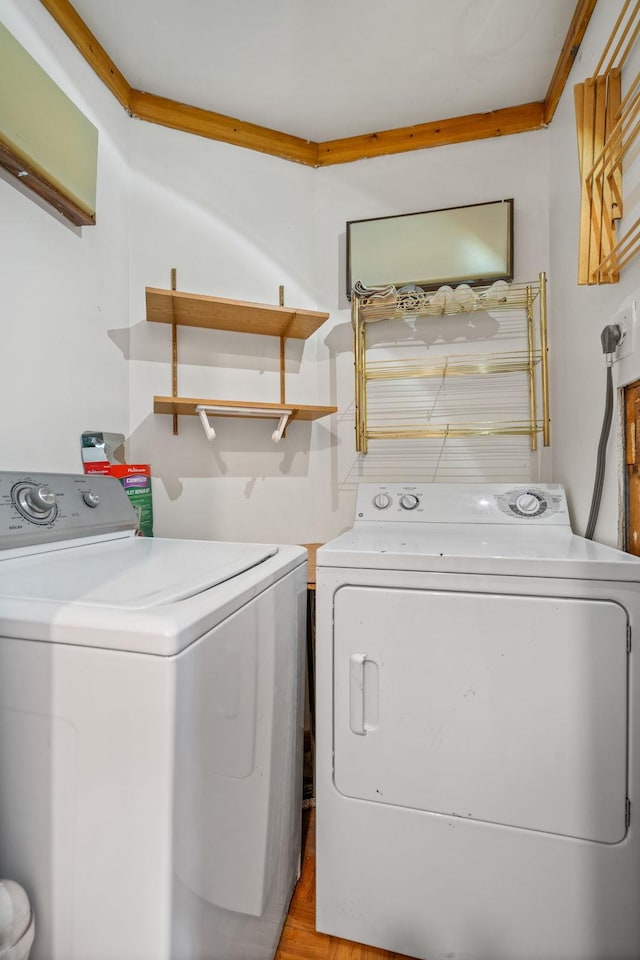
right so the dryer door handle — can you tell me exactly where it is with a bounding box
[349,653,367,735]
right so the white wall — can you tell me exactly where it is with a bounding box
[0,0,130,472]
[127,120,550,543]
[548,1,640,546]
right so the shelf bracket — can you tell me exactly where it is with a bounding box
[170,267,179,436]
[195,404,293,444]
[197,406,217,441]
[272,413,290,443]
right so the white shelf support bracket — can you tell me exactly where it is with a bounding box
[195,404,293,444]
[196,406,217,442]
[272,412,290,443]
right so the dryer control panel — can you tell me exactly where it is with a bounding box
[355,482,571,526]
[0,472,138,551]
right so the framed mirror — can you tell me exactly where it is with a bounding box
[346,199,513,298]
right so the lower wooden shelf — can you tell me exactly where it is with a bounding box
[153,396,336,421]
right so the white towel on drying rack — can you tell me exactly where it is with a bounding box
[352,280,397,301]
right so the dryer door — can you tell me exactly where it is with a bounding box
[333,587,629,843]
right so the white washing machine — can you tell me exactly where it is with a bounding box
[316,482,640,960]
[0,471,307,960]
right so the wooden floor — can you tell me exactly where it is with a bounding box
[275,808,417,960]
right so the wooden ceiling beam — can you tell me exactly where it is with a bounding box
[316,102,546,166]
[38,0,131,109]
[129,90,318,166]
[544,0,599,125]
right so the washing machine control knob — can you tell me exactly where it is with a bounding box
[399,493,420,511]
[12,482,58,524]
[82,490,101,508]
[26,484,57,513]
[372,493,392,510]
[514,493,542,516]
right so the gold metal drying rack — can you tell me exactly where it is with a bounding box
[352,272,550,454]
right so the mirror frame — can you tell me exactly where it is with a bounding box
[346,199,514,299]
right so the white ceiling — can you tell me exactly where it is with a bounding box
[70,0,578,142]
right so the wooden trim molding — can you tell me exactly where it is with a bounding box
[129,90,318,166]
[38,0,131,109]
[127,96,546,167]
[38,0,594,166]
[544,0,599,124]
[316,102,546,166]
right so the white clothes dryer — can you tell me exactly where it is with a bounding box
[0,471,306,960]
[316,482,640,960]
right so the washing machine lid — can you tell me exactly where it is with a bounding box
[0,534,307,656]
[0,536,278,608]
[0,536,307,656]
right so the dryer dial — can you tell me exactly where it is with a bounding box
[515,493,541,515]
[399,493,420,511]
[509,490,547,518]
[372,493,392,510]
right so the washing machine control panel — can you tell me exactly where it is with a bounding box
[357,483,570,526]
[0,472,139,551]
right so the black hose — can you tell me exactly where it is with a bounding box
[585,363,614,540]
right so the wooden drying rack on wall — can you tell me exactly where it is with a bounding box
[575,0,640,284]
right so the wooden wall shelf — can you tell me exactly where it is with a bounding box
[153,396,335,420]
[146,288,329,339]
[146,283,336,441]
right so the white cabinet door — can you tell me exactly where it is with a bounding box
[333,587,628,842]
